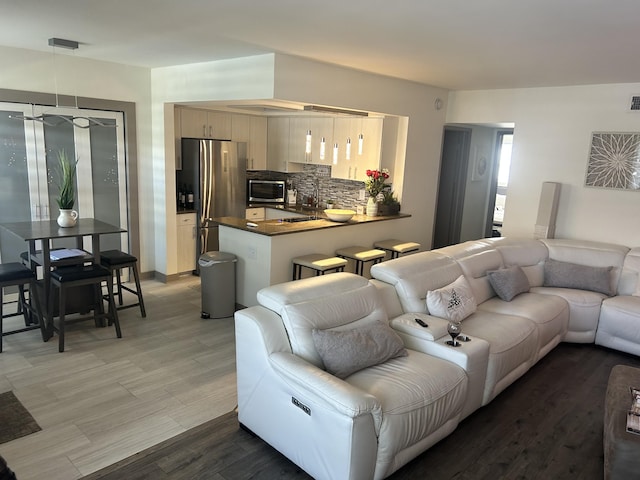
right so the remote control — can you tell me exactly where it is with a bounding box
[415,318,428,328]
[246,222,258,228]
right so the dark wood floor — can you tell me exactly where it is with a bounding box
[83,343,640,480]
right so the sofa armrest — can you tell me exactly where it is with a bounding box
[270,352,383,434]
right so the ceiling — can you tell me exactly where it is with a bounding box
[1,0,639,91]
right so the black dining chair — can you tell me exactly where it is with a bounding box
[48,264,121,352]
[0,262,45,352]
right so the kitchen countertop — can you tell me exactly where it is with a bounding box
[213,210,411,236]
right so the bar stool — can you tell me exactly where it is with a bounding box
[292,254,348,280]
[99,250,146,318]
[335,246,386,276]
[373,239,421,259]
[0,262,44,352]
[49,264,121,352]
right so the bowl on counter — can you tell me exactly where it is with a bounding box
[324,209,356,222]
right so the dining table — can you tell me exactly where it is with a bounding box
[0,218,127,337]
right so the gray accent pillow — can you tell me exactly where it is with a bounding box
[487,265,530,302]
[311,321,408,379]
[544,258,614,296]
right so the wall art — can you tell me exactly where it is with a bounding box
[585,132,640,190]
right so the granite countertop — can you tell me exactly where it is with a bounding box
[213,210,411,236]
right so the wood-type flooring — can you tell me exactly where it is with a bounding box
[80,342,640,480]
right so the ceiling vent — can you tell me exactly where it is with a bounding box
[630,95,640,111]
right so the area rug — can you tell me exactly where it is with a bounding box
[0,391,41,444]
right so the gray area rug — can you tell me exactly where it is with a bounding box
[0,391,41,444]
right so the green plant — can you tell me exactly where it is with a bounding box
[381,189,399,205]
[54,149,77,209]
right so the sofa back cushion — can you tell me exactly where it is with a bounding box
[541,238,628,295]
[370,250,463,314]
[486,237,548,287]
[257,272,387,368]
[618,247,640,296]
[453,249,504,304]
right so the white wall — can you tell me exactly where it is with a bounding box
[0,46,155,271]
[447,83,640,247]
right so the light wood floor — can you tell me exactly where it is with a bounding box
[0,275,237,480]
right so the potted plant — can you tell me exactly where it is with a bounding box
[326,199,335,209]
[54,149,79,227]
[364,168,390,216]
[379,189,401,216]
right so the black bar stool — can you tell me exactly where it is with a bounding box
[99,250,146,317]
[291,254,348,280]
[0,262,45,352]
[49,264,121,352]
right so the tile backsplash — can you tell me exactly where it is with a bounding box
[247,165,366,209]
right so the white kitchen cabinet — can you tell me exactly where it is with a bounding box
[177,213,197,273]
[289,116,334,165]
[180,108,232,140]
[245,207,265,221]
[331,117,383,181]
[232,114,268,170]
[267,117,291,172]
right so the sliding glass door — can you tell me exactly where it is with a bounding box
[0,102,128,262]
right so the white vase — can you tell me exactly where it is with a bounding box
[57,209,78,227]
[366,196,378,216]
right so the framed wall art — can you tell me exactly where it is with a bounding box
[471,147,489,181]
[585,132,640,190]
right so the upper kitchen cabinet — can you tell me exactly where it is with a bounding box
[180,107,232,140]
[231,114,267,170]
[267,117,302,172]
[331,117,383,181]
[289,117,334,165]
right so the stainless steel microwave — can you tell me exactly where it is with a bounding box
[248,179,286,203]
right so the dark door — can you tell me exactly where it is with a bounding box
[432,127,472,248]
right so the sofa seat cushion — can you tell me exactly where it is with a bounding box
[478,293,569,353]
[347,350,467,478]
[531,286,605,342]
[596,296,640,356]
[459,310,538,404]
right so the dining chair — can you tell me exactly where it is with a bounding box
[99,250,146,317]
[0,262,44,352]
[48,264,121,352]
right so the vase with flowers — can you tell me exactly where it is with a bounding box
[364,168,389,216]
[54,149,79,227]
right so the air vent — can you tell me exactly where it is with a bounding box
[630,95,640,111]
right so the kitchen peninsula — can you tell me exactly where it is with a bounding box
[215,211,412,307]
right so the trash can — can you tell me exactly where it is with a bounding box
[199,251,237,319]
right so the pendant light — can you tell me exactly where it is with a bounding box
[320,137,326,160]
[332,143,339,165]
[10,38,116,129]
[305,130,312,154]
[346,137,352,160]
[358,133,364,156]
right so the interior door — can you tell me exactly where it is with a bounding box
[432,127,472,248]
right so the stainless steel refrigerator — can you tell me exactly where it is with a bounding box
[180,138,246,272]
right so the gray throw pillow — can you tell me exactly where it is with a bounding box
[487,265,530,302]
[311,321,408,379]
[543,258,614,296]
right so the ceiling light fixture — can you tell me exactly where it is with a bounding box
[358,133,364,156]
[346,137,352,160]
[303,105,369,117]
[10,38,116,129]
[305,129,312,154]
[319,137,326,160]
[332,143,338,165]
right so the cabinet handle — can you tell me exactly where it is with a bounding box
[209,126,213,137]
[202,125,206,137]
[192,226,196,239]
[353,167,357,179]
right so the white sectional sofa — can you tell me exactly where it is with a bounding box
[234,237,640,479]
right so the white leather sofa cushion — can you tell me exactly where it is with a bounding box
[257,273,387,368]
[478,293,569,359]
[616,247,640,296]
[460,310,538,404]
[347,349,467,478]
[486,237,548,287]
[597,296,640,356]
[530,286,605,343]
[370,251,462,314]
[454,249,504,304]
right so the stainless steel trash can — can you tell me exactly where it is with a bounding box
[199,251,237,319]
